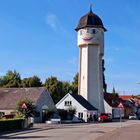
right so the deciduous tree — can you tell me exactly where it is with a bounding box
[71,73,78,94]
[45,76,62,103]
[0,70,21,87]
[21,76,42,87]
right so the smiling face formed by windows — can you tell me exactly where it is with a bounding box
[78,28,101,45]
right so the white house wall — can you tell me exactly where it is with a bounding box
[56,94,88,122]
[104,100,112,114]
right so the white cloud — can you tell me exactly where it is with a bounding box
[46,13,64,32]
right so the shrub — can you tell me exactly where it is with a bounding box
[57,108,76,120]
[0,118,24,131]
[45,108,55,120]
[67,108,76,120]
[16,98,36,118]
[57,109,67,120]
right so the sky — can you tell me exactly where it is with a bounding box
[0,0,140,95]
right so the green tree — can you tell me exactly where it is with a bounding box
[0,70,21,87]
[21,76,42,87]
[71,73,78,94]
[112,87,119,98]
[45,76,62,103]
[16,98,36,118]
[45,76,72,103]
[45,74,79,103]
[61,81,71,96]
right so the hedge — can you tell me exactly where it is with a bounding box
[0,118,24,131]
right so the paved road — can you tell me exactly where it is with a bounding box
[96,123,140,140]
[1,120,140,140]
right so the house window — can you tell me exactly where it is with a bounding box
[78,112,83,119]
[64,101,72,106]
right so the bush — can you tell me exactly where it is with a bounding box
[67,108,76,120]
[0,118,24,131]
[57,109,67,120]
[45,108,55,120]
[57,108,76,120]
[16,98,36,118]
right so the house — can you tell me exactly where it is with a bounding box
[120,95,140,107]
[0,87,56,123]
[120,95,138,114]
[104,93,133,118]
[56,93,97,122]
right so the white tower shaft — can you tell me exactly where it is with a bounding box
[78,43,104,113]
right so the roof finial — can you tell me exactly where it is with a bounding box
[90,3,92,12]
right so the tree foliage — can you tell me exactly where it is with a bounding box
[16,98,36,118]
[21,76,42,87]
[61,81,71,96]
[71,73,78,94]
[0,70,79,104]
[44,75,79,103]
[0,70,21,88]
[45,76,63,103]
[112,87,119,98]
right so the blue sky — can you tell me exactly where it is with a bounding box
[0,0,140,95]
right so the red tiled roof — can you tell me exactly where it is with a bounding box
[120,95,140,104]
[120,95,133,100]
[104,93,130,108]
[0,87,47,109]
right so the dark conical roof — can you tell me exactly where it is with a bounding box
[75,8,107,31]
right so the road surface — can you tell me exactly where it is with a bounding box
[0,120,140,140]
[96,123,140,140]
